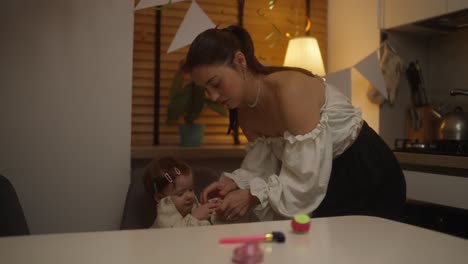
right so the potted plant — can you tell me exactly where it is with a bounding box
[166,68,227,147]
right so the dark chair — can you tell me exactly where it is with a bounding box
[0,175,29,237]
[120,166,220,230]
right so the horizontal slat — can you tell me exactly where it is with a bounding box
[160,116,228,125]
[133,60,155,70]
[133,96,154,106]
[132,124,154,133]
[133,78,154,87]
[133,87,154,97]
[133,69,154,79]
[135,15,156,25]
[132,0,326,147]
[133,42,155,52]
[158,106,227,116]
[133,51,155,60]
[132,136,153,142]
[132,115,154,124]
[159,135,238,146]
[159,125,231,133]
[132,106,154,115]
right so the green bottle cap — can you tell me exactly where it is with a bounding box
[294,214,310,224]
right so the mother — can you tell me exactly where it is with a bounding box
[183,25,406,222]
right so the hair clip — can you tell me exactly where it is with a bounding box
[164,172,173,183]
[174,167,181,176]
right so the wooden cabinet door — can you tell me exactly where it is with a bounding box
[447,0,468,13]
[384,0,447,29]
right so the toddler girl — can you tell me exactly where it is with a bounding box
[143,157,221,228]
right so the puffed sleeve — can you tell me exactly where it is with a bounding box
[249,114,334,220]
[221,138,282,189]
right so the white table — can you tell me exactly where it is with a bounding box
[1,216,467,263]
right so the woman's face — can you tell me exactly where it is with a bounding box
[191,63,245,109]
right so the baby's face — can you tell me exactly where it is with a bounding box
[170,173,195,217]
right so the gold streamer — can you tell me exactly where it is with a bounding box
[256,8,282,48]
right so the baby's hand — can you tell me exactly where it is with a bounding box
[192,201,220,220]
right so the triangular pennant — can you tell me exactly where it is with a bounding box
[353,50,388,99]
[135,0,186,10]
[325,68,352,99]
[167,0,215,53]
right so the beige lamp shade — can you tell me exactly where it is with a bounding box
[283,36,325,76]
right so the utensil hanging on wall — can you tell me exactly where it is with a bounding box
[406,61,428,107]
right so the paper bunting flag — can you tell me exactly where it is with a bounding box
[135,0,187,10]
[354,50,388,99]
[325,68,352,99]
[167,0,215,53]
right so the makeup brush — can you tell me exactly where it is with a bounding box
[219,231,286,244]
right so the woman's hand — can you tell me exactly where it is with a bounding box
[200,177,238,204]
[217,189,259,222]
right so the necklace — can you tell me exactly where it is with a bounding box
[247,84,262,108]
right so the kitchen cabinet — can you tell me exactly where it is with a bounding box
[402,169,468,238]
[383,0,447,29]
[402,200,468,238]
[404,170,468,210]
[448,0,468,13]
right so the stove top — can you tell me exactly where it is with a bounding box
[394,139,468,156]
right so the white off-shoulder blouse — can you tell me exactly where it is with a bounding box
[223,82,363,221]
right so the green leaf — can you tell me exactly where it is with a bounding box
[205,99,228,116]
[167,91,189,124]
[166,76,228,125]
[169,70,185,99]
[184,82,205,124]
[166,70,189,124]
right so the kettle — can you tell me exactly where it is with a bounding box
[432,89,468,140]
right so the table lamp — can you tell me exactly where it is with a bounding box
[283,36,325,76]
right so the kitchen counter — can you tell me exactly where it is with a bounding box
[132,145,246,160]
[133,147,468,172]
[394,152,468,177]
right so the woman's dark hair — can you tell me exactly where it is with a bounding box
[183,25,318,135]
[143,156,191,196]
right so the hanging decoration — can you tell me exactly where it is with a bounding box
[326,44,395,101]
[256,7,283,48]
[135,0,185,10]
[167,1,215,53]
[136,0,307,51]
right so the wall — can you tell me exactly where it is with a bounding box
[0,0,133,234]
[427,29,468,111]
[327,0,381,132]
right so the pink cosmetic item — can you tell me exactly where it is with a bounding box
[291,214,311,233]
[219,231,285,244]
[232,242,263,264]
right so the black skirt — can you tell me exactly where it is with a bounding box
[312,122,406,220]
